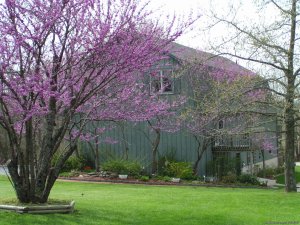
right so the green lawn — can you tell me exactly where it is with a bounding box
[276,166,300,184]
[0,176,299,225]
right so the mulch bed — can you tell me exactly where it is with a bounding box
[59,176,177,186]
[58,176,271,189]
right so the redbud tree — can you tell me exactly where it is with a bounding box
[181,62,270,174]
[0,0,193,203]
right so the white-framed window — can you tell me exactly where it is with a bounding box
[214,120,225,146]
[150,70,174,94]
[241,133,250,147]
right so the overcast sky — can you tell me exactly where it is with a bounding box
[148,0,238,49]
[147,0,275,50]
[148,0,212,48]
[147,0,279,72]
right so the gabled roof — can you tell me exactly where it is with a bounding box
[168,42,255,76]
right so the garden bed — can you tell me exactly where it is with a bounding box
[58,175,271,189]
[0,200,75,214]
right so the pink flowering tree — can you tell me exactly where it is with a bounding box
[0,0,195,203]
[78,83,184,173]
[145,97,184,174]
[181,62,268,175]
[79,67,186,174]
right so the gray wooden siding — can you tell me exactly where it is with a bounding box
[80,121,212,175]
[80,55,278,176]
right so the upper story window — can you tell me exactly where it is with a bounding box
[150,70,174,94]
[218,120,224,129]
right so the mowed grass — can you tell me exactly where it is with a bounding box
[276,166,300,184]
[0,176,299,225]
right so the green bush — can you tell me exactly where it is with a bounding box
[257,167,284,178]
[149,175,172,182]
[125,161,142,176]
[52,155,85,172]
[102,160,127,174]
[164,162,195,180]
[59,170,80,177]
[238,174,260,185]
[140,176,150,182]
[221,173,238,184]
[157,151,178,174]
[102,159,142,176]
[162,176,171,182]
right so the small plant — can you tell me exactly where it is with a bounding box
[59,172,72,177]
[59,170,80,177]
[125,161,142,176]
[238,174,260,185]
[140,176,150,182]
[162,176,171,182]
[164,162,195,180]
[53,155,85,172]
[158,151,178,174]
[256,167,284,178]
[102,159,142,176]
[102,160,127,174]
[221,173,237,184]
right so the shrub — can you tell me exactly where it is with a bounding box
[164,162,195,180]
[238,174,260,185]
[157,151,178,174]
[102,160,127,174]
[221,173,237,184]
[59,170,80,177]
[162,176,171,182]
[125,161,142,176]
[140,176,150,182]
[52,155,85,172]
[102,159,142,176]
[257,167,284,178]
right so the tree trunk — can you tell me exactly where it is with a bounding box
[151,129,160,174]
[283,0,297,192]
[284,101,297,191]
[95,140,100,172]
[88,141,100,172]
[261,149,266,177]
[192,136,207,175]
[120,123,129,160]
[7,139,76,203]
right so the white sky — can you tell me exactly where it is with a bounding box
[148,0,276,47]
[148,0,238,49]
[147,0,278,71]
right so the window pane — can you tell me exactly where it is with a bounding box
[150,70,161,93]
[218,120,224,129]
[151,79,160,92]
[162,77,172,92]
[150,69,174,94]
[162,70,173,93]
